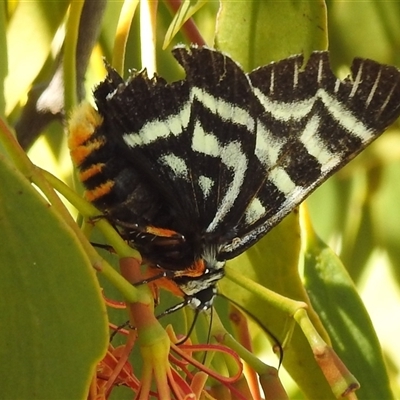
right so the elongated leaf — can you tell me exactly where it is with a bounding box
[163,0,207,49]
[0,156,108,399]
[5,1,69,115]
[303,225,394,400]
[0,2,7,117]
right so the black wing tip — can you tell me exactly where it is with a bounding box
[93,60,125,105]
[102,59,124,84]
[171,44,225,72]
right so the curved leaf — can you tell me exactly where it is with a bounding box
[0,156,108,399]
[163,0,207,49]
[303,223,394,400]
[5,1,69,115]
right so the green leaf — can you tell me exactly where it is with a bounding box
[163,0,207,49]
[303,226,394,400]
[0,156,108,399]
[370,135,400,285]
[215,0,328,71]
[327,1,400,65]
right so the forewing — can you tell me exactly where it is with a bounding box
[171,47,268,239]
[103,47,270,240]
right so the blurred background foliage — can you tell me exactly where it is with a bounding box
[1,1,400,399]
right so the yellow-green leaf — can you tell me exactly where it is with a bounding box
[303,224,394,400]
[215,0,328,71]
[0,155,108,399]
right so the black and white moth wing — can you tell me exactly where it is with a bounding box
[171,47,269,240]
[220,52,400,259]
[96,47,267,241]
[93,65,195,226]
[92,47,400,262]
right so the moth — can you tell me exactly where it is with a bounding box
[69,46,400,312]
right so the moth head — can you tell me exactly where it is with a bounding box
[187,285,218,311]
[175,262,225,308]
